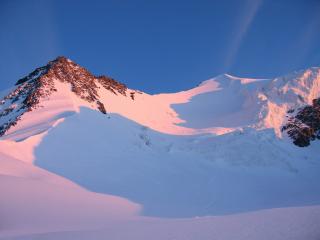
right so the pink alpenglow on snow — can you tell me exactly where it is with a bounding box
[0,57,320,240]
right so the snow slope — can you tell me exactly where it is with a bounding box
[3,206,320,240]
[2,144,319,240]
[0,153,140,238]
[35,109,320,217]
[1,153,319,240]
[0,57,320,239]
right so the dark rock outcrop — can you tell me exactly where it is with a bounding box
[282,98,320,147]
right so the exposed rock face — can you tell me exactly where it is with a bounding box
[97,75,127,96]
[282,98,320,147]
[0,56,129,137]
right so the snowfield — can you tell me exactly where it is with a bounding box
[0,58,320,239]
[35,109,320,218]
[2,206,320,240]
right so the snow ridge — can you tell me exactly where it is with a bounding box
[0,57,320,146]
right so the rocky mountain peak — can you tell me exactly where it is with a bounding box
[0,56,130,137]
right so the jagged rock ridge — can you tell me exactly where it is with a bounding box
[0,56,130,136]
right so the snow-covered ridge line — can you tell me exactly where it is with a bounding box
[0,57,320,147]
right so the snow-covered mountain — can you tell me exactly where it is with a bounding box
[1,57,320,240]
[1,57,319,143]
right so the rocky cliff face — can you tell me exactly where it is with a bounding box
[0,56,130,137]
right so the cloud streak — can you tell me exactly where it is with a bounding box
[223,0,263,72]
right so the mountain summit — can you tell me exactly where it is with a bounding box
[0,57,133,137]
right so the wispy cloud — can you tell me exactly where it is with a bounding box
[223,0,263,72]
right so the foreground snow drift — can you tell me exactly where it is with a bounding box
[2,206,320,240]
[0,154,140,238]
[1,153,319,240]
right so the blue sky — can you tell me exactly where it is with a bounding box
[0,0,319,93]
